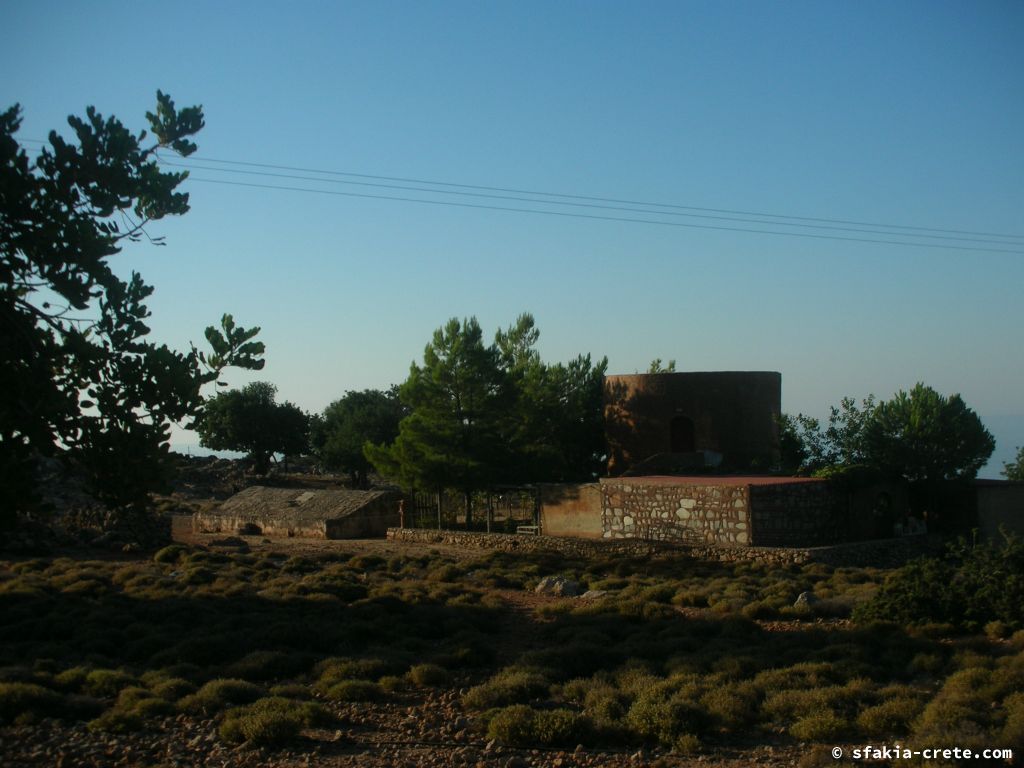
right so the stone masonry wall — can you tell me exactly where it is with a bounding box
[386,527,941,568]
[600,480,750,545]
[749,482,845,546]
[386,527,667,557]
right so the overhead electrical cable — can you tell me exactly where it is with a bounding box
[17,136,1024,246]
[179,153,1024,242]
[184,176,1024,255]
[161,160,1018,247]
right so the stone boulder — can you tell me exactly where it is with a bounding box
[793,591,819,608]
[534,576,582,597]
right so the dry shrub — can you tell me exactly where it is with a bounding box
[857,694,925,737]
[912,668,994,746]
[462,668,550,710]
[626,685,708,747]
[83,669,137,698]
[486,705,587,747]
[699,682,758,731]
[178,679,264,715]
[219,696,332,746]
[324,679,382,702]
[149,677,196,701]
[789,710,851,741]
[407,663,450,687]
[315,657,389,689]
[0,683,62,722]
[1002,692,1024,748]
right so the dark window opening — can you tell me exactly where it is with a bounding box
[670,415,695,453]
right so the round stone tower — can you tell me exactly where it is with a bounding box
[603,371,782,475]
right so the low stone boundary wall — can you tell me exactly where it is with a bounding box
[386,528,942,567]
[386,528,667,557]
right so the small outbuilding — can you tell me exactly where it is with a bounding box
[539,475,910,548]
[193,486,402,539]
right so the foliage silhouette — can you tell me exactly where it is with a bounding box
[781,385,993,483]
[0,93,263,522]
[367,314,607,502]
[1004,446,1024,481]
[197,382,308,475]
[310,388,405,487]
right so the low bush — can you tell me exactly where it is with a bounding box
[627,687,709,747]
[673,733,702,754]
[0,666,42,684]
[427,564,462,582]
[699,683,758,732]
[534,707,588,746]
[462,668,550,710]
[788,711,851,741]
[102,687,176,724]
[487,705,588,747]
[83,669,137,698]
[347,555,386,572]
[53,667,90,692]
[153,545,188,564]
[315,657,390,689]
[912,668,994,744]
[178,679,264,715]
[407,663,450,687]
[1002,692,1024,747]
[378,675,406,693]
[219,696,332,746]
[856,694,923,736]
[324,680,382,702]
[268,683,311,699]
[0,682,63,722]
[61,694,104,720]
[87,707,143,733]
[149,677,196,701]
[854,538,1024,631]
[226,650,309,682]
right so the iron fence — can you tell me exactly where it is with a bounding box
[407,486,539,532]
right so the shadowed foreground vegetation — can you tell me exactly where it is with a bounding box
[1,543,1022,761]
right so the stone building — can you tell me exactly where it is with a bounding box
[603,371,781,475]
[193,486,402,539]
[538,475,907,548]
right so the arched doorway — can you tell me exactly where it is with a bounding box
[670,415,695,453]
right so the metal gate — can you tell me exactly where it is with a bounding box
[407,486,539,532]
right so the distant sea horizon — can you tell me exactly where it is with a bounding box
[170,443,246,460]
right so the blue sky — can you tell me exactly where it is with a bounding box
[3,1,1022,475]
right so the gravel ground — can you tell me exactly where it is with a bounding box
[1,522,827,768]
[2,688,814,768]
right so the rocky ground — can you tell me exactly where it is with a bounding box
[0,521,836,768]
[0,461,872,767]
[2,680,816,768]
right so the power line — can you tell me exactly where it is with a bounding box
[180,153,1024,242]
[162,160,1018,247]
[184,176,1024,255]
[18,135,1024,244]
